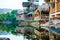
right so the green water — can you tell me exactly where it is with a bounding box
[0,24,16,35]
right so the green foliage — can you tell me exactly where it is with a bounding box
[11,10,17,15]
[0,10,18,35]
[0,10,17,21]
[0,24,16,34]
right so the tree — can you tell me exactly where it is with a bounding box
[0,10,18,35]
[11,10,17,15]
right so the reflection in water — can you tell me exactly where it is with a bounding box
[0,24,28,40]
[0,31,11,35]
[0,34,27,40]
[0,24,16,34]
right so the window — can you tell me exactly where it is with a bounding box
[51,2,55,8]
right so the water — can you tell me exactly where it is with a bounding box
[50,28,60,33]
[0,24,28,40]
[0,34,25,40]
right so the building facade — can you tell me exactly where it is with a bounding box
[50,0,60,19]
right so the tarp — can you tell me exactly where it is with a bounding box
[24,26,37,29]
[24,20,39,22]
[42,26,60,35]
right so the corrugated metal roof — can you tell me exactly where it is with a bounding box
[26,12,34,15]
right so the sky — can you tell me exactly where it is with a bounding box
[39,0,45,5]
[0,0,44,9]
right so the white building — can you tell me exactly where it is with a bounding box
[16,10,25,20]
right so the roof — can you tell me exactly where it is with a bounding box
[26,12,34,15]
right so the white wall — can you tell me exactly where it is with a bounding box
[16,14,25,20]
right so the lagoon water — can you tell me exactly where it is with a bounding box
[0,24,28,40]
[0,34,27,40]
